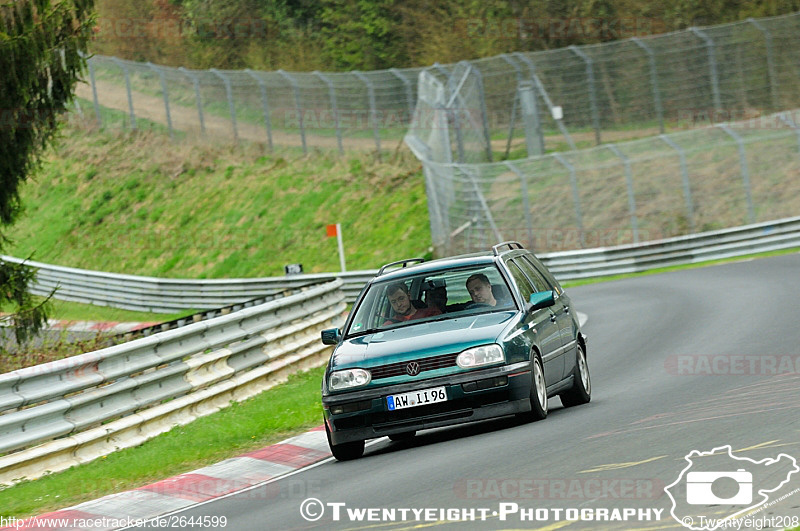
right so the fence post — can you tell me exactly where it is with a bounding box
[747,18,779,111]
[606,145,640,243]
[389,68,415,126]
[690,28,722,112]
[518,81,544,157]
[110,57,136,130]
[568,46,601,145]
[146,62,173,139]
[353,71,382,159]
[313,72,343,155]
[553,153,585,248]
[179,67,205,137]
[210,69,238,142]
[277,69,306,154]
[717,124,756,224]
[465,166,503,246]
[85,55,102,127]
[459,61,493,162]
[658,134,696,233]
[631,37,664,134]
[501,54,523,158]
[503,162,535,248]
[513,52,577,151]
[778,113,800,154]
[244,69,273,151]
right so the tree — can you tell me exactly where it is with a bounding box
[0,0,95,350]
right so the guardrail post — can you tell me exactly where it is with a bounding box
[503,161,535,248]
[244,69,273,151]
[553,153,586,247]
[146,62,173,139]
[353,71,382,159]
[179,67,205,136]
[631,37,664,134]
[277,70,306,154]
[717,124,756,223]
[500,54,523,158]
[747,18,779,111]
[389,68,415,126]
[85,55,102,126]
[690,28,722,112]
[110,57,136,130]
[314,71,343,155]
[569,46,601,145]
[607,145,640,243]
[513,52,577,151]
[210,69,238,142]
[658,134,696,233]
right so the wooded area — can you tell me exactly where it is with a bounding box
[90,0,800,71]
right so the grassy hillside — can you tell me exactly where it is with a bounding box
[7,121,430,278]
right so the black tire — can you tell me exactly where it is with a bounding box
[560,344,591,407]
[388,431,416,442]
[325,420,365,461]
[517,354,548,421]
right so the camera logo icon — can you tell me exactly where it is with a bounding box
[686,469,753,505]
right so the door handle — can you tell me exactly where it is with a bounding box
[564,306,570,314]
[550,314,557,323]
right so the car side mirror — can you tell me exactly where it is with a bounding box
[321,328,342,345]
[527,291,555,312]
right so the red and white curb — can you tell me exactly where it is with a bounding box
[5,427,331,531]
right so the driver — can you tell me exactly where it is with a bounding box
[466,273,497,307]
[384,282,441,324]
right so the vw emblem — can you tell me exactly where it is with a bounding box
[406,361,421,376]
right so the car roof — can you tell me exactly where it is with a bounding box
[374,247,530,283]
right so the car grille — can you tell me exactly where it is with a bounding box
[369,352,459,380]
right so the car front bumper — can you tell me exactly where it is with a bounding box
[322,361,532,445]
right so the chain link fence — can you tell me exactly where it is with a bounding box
[416,110,800,255]
[75,13,800,157]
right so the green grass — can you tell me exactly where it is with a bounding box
[8,121,430,280]
[0,365,327,518]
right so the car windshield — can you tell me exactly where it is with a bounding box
[345,264,515,337]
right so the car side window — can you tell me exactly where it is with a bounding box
[514,257,549,293]
[507,262,535,301]
[521,255,563,295]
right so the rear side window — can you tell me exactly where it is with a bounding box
[514,257,549,293]
[507,262,535,300]
[520,255,562,294]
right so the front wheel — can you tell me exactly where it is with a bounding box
[559,344,591,407]
[517,354,548,421]
[325,419,365,461]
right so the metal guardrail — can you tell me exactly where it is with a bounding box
[3,217,799,314]
[0,280,346,485]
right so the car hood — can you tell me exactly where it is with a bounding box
[331,311,518,369]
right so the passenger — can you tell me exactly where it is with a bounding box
[384,282,441,324]
[465,273,497,307]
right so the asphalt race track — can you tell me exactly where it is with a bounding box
[133,253,800,530]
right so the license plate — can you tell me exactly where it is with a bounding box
[387,386,447,411]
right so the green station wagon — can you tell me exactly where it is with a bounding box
[320,242,591,460]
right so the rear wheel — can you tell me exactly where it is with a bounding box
[518,354,548,421]
[325,419,365,461]
[560,344,591,407]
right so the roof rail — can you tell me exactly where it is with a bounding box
[377,258,426,276]
[492,241,525,256]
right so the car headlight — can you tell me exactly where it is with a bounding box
[457,344,505,368]
[329,368,372,391]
